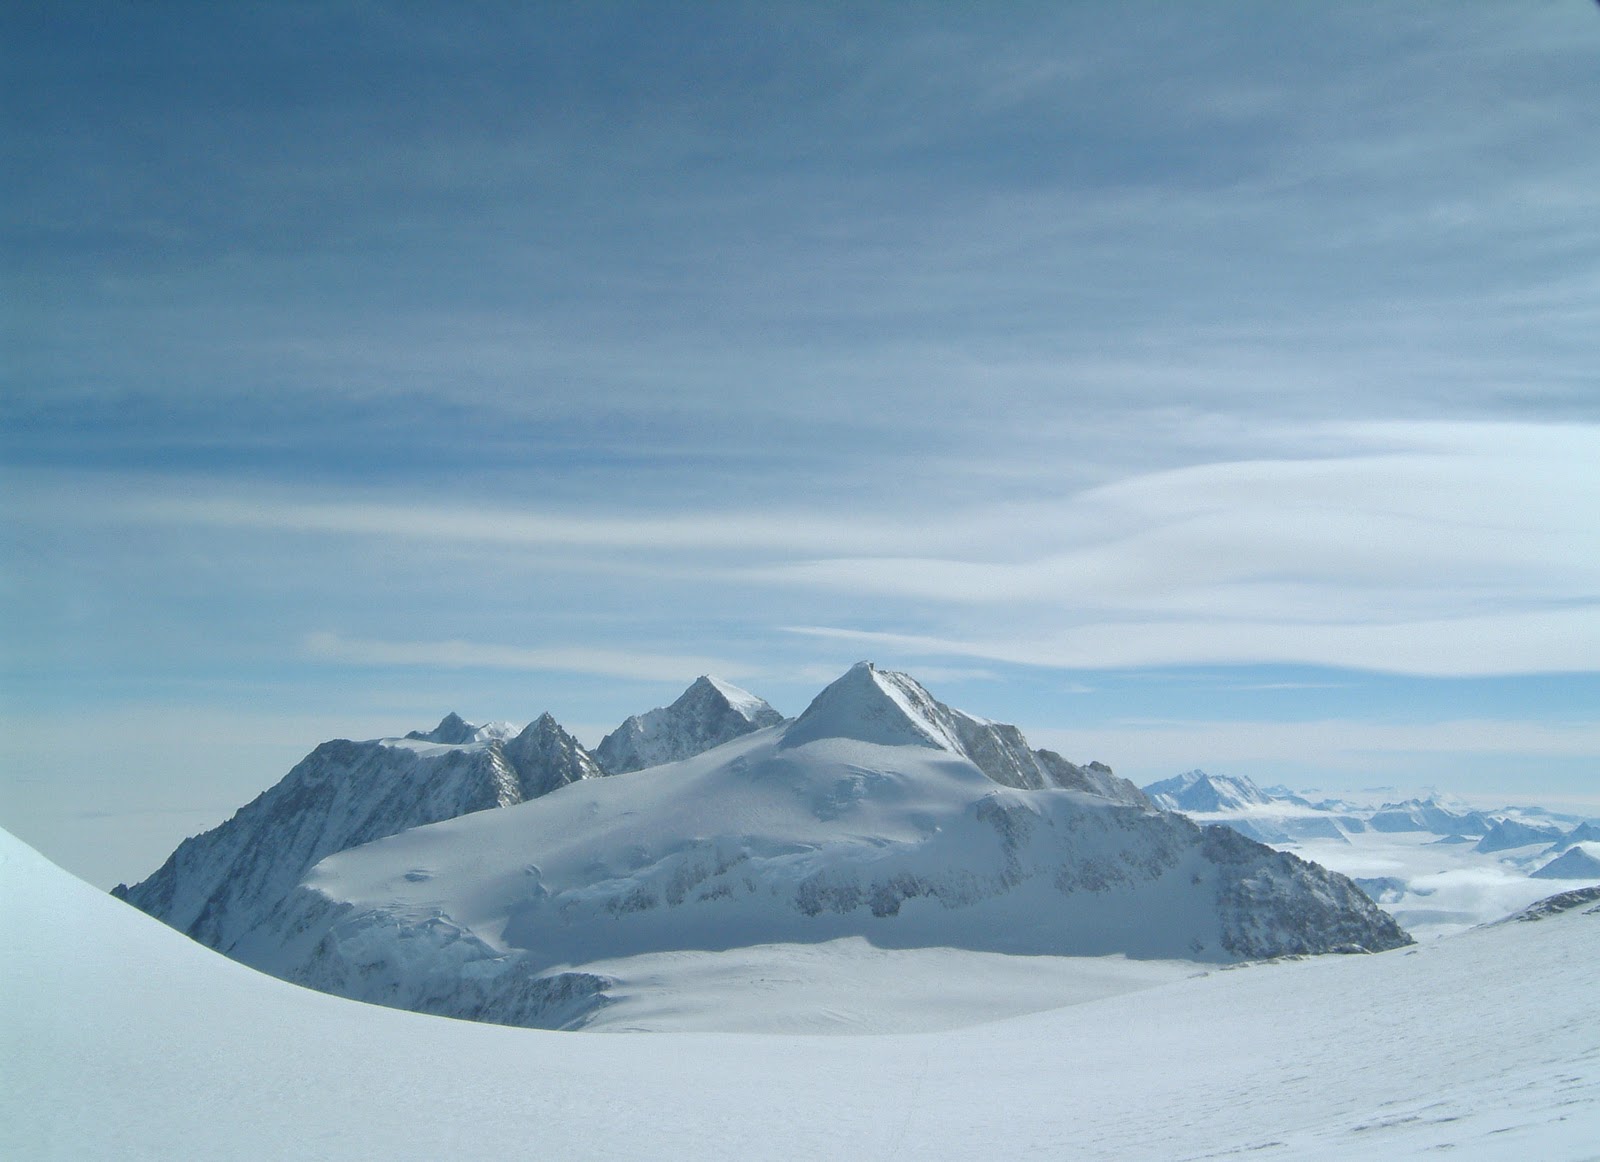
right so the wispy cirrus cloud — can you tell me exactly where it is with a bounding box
[18,420,1600,680]
[785,607,1600,680]
[302,632,747,684]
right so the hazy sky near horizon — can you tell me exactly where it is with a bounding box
[3,2,1598,886]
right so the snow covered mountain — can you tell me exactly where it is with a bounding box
[1475,817,1567,854]
[1546,821,1600,853]
[1136,771,1578,850]
[1145,769,1278,813]
[781,662,1148,803]
[113,711,605,954]
[1532,843,1600,880]
[404,712,516,744]
[1142,770,1367,843]
[235,663,1409,1029]
[1367,798,1493,836]
[594,675,784,773]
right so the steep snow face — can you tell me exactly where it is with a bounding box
[594,675,784,774]
[783,663,1148,805]
[115,714,604,954]
[254,711,1408,1029]
[779,661,966,751]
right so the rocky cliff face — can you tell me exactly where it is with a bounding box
[114,713,603,954]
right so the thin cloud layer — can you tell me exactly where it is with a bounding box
[12,420,1598,679]
[302,632,746,684]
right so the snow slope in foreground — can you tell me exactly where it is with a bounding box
[4,829,1596,1161]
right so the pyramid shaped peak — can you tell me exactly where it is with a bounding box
[405,712,480,745]
[676,675,779,723]
[779,661,964,753]
[519,711,563,736]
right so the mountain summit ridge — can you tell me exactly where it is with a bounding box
[784,662,1149,804]
[594,674,784,773]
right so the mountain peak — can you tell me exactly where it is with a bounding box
[1530,843,1600,880]
[402,712,521,745]
[772,664,1146,804]
[405,712,479,745]
[1142,770,1274,813]
[594,675,784,774]
[678,675,780,724]
[779,662,964,753]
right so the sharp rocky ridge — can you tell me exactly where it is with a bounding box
[112,710,605,954]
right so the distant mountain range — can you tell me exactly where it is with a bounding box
[114,663,1409,1029]
[1141,768,1600,879]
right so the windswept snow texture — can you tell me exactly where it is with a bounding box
[113,713,604,954]
[248,665,1406,1029]
[594,675,784,774]
[4,830,1596,1161]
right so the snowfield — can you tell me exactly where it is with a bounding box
[4,828,1597,1161]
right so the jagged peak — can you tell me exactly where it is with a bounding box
[521,711,562,735]
[592,673,783,774]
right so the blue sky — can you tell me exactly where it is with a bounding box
[3,2,1598,886]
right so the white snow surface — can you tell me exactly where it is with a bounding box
[779,660,968,751]
[700,673,775,719]
[568,939,1198,1034]
[5,828,1597,1161]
